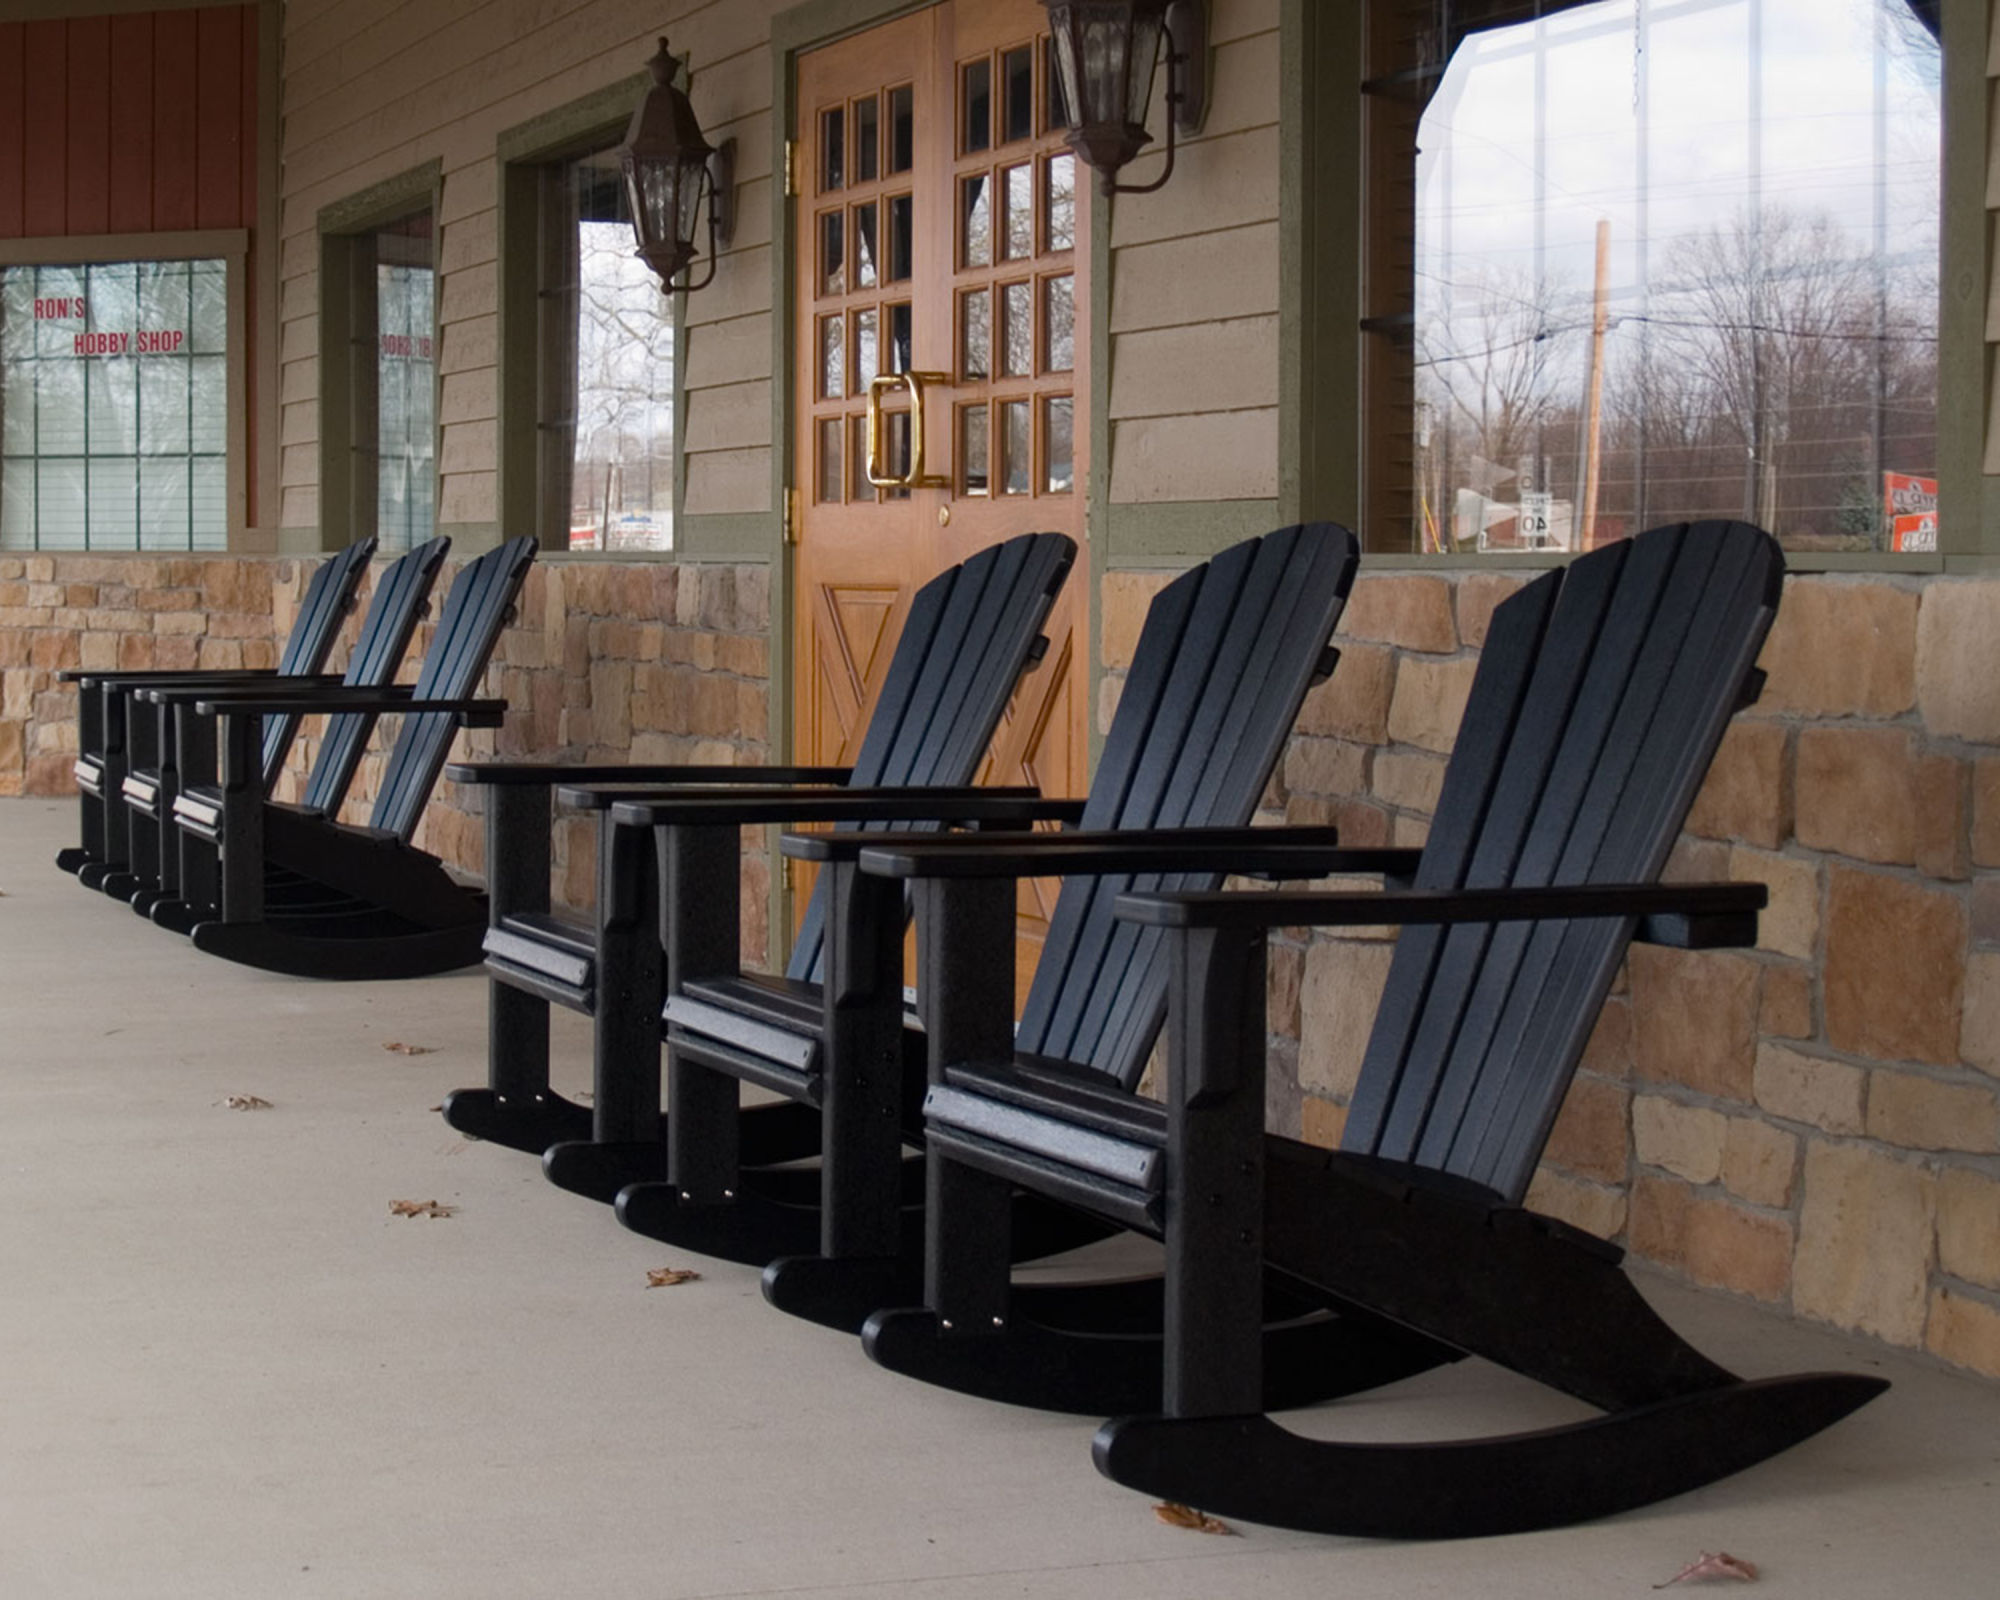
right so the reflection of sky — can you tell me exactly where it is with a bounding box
[1418,0,1940,346]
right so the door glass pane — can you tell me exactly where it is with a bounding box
[962,58,991,153]
[887,194,914,281]
[1044,274,1074,372]
[962,403,989,495]
[887,302,912,374]
[851,413,871,496]
[821,210,846,294]
[961,174,991,268]
[820,314,844,398]
[1000,399,1029,495]
[888,85,915,172]
[886,408,912,499]
[1002,45,1034,143]
[960,288,991,380]
[821,106,844,191]
[1045,153,1076,251]
[1045,396,1073,492]
[854,201,878,289]
[854,94,879,182]
[1001,163,1033,260]
[1002,282,1032,377]
[818,416,843,502]
[854,307,879,393]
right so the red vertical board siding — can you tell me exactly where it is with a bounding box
[64,16,111,237]
[0,26,26,238]
[1,8,258,241]
[107,14,158,234]
[21,21,66,236]
[151,8,200,232]
[239,12,257,226]
[194,6,242,229]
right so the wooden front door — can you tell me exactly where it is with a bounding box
[793,0,1089,994]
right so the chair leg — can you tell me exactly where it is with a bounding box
[1092,1372,1887,1539]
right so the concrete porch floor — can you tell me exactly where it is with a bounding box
[2,795,1997,1598]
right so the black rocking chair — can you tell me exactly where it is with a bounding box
[605,524,1360,1334]
[164,535,537,980]
[57,534,379,888]
[857,519,1885,1538]
[117,536,449,919]
[439,530,1077,1186]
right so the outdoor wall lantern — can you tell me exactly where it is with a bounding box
[621,37,736,292]
[1040,0,1207,194]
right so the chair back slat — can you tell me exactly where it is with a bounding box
[1341,522,1782,1201]
[1018,524,1360,1087]
[787,532,1075,981]
[258,536,378,784]
[1451,524,1776,1192]
[369,536,538,841]
[301,536,451,815]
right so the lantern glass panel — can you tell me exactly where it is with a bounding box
[1123,12,1164,126]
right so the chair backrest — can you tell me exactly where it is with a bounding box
[300,536,452,814]
[257,535,378,784]
[1018,522,1361,1089]
[785,530,1077,982]
[1341,520,1783,1202]
[368,536,540,841]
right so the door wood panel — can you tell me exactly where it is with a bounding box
[793,0,1089,998]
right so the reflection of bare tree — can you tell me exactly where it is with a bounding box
[1635,204,1934,539]
[1418,265,1577,484]
[572,224,674,549]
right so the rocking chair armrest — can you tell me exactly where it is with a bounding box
[1114,879,1767,949]
[599,784,1047,829]
[137,674,346,705]
[62,666,290,686]
[445,760,853,789]
[848,827,1398,880]
[200,689,509,726]
[779,801,1093,861]
[193,683,413,714]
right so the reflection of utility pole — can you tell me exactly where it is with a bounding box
[1580,219,1611,549]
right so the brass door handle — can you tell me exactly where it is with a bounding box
[865,370,951,489]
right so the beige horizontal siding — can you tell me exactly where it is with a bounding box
[1109,316,1279,420]
[686,446,771,515]
[1109,409,1279,503]
[1101,0,1281,507]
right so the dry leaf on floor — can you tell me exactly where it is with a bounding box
[646,1267,701,1288]
[1153,1503,1236,1536]
[1655,1552,1759,1588]
[220,1094,274,1111]
[382,1041,436,1056]
[389,1199,458,1219]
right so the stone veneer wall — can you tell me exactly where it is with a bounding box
[2,552,776,970]
[1102,565,2000,1384]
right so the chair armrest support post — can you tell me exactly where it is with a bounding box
[659,820,743,1197]
[1164,920,1272,1418]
